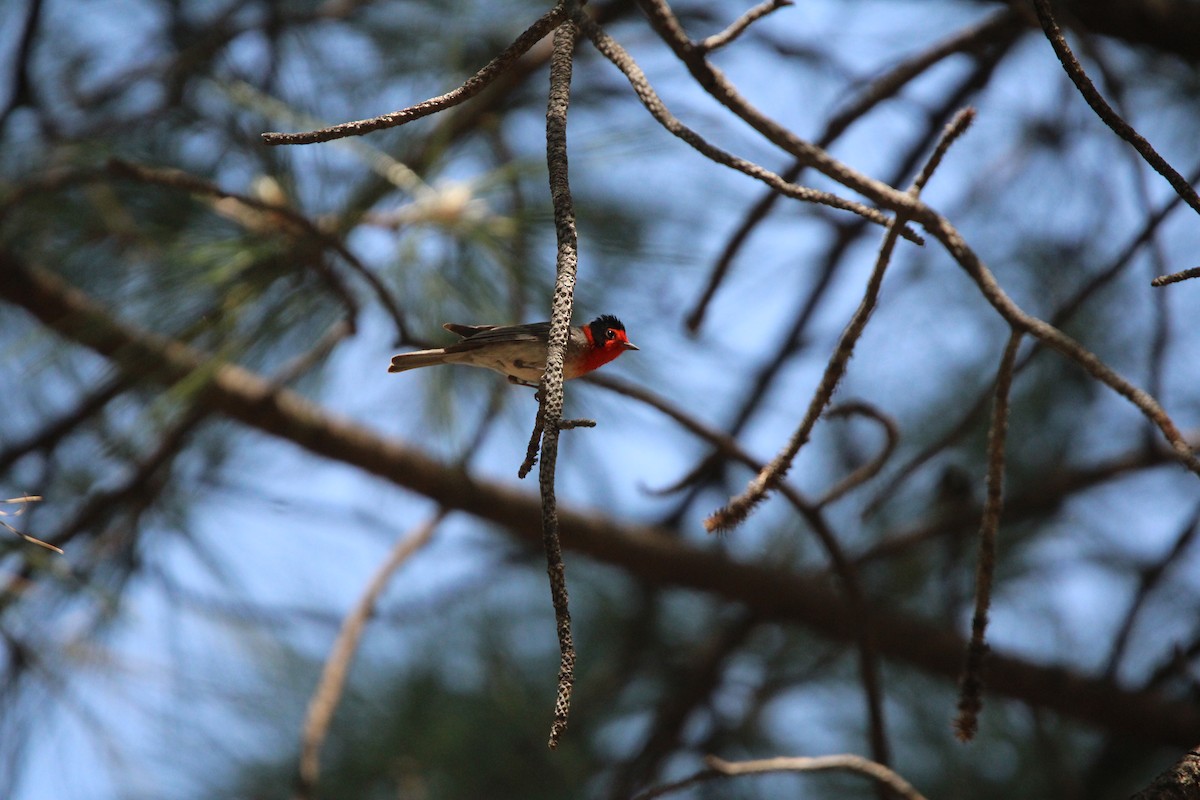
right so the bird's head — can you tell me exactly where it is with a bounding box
[587,314,639,355]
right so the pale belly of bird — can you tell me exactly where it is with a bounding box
[457,342,548,382]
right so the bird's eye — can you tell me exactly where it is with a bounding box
[605,329,616,340]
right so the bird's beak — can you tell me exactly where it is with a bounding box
[623,341,639,351]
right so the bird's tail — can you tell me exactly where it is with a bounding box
[387,348,457,373]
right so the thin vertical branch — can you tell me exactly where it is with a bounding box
[954,330,1022,742]
[539,15,581,750]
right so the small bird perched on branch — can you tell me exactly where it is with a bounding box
[388,314,638,386]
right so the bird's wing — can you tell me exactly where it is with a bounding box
[442,321,550,344]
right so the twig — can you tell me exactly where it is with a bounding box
[954,329,1022,742]
[587,373,892,770]
[1104,502,1200,680]
[0,496,58,554]
[684,9,1021,331]
[519,395,547,479]
[1031,0,1200,217]
[697,0,792,53]
[538,16,582,750]
[703,216,898,532]
[864,161,1200,519]
[633,754,929,800]
[0,374,129,474]
[1152,267,1200,287]
[294,511,443,800]
[706,108,975,534]
[104,158,408,340]
[635,0,921,219]
[574,11,922,244]
[261,4,567,145]
[815,402,900,507]
[709,755,928,800]
[0,0,43,127]
[921,212,1200,478]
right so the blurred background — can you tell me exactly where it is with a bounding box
[2,0,1200,797]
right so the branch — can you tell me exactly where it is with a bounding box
[685,9,1022,332]
[261,4,567,145]
[295,512,443,800]
[3,252,1197,746]
[1129,749,1200,800]
[634,753,929,800]
[539,16,582,750]
[696,0,792,53]
[815,402,900,508]
[1031,0,1200,217]
[574,11,922,244]
[1153,267,1200,287]
[954,329,1022,742]
[706,108,975,534]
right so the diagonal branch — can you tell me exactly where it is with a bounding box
[261,4,567,145]
[1031,0,1200,217]
[295,511,443,800]
[685,9,1022,331]
[706,108,976,534]
[574,10,922,243]
[697,0,793,53]
[3,251,1198,746]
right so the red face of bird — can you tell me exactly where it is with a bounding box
[585,314,639,355]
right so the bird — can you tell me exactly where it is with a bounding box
[388,314,638,385]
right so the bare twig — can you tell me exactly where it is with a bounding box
[539,17,582,749]
[0,374,129,474]
[588,373,892,770]
[574,11,922,244]
[1031,0,1200,217]
[0,496,58,554]
[636,0,1200,471]
[261,4,567,145]
[635,0,923,218]
[1152,267,1200,287]
[816,402,900,508]
[697,0,792,53]
[703,215,900,532]
[519,396,547,479]
[633,753,929,800]
[294,512,443,800]
[104,158,412,341]
[864,160,1200,519]
[954,329,1022,742]
[706,109,975,534]
[1104,502,1200,680]
[685,9,1021,331]
[921,212,1200,478]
